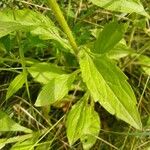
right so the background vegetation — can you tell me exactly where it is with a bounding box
[0,0,150,149]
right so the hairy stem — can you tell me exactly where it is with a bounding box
[47,0,78,54]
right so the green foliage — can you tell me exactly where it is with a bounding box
[94,21,126,54]
[138,55,150,76]
[79,48,142,130]
[0,134,33,150]
[28,62,66,84]
[107,41,134,59]
[66,93,100,149]
[0,9,72,51]
[0,110,32,133]
[35,72,77,106]
[10,133,41,150]
[0,9,53,37]
[0,0,149,149]
[6,72,27,100]
[90,0,150,18]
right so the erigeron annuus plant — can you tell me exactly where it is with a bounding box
[0,0,150,149]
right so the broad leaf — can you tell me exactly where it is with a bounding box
[0,110,32,133]
[81,109,100,150]
[6,72,26,100]
[66,93,100,149]
[28,62,65,84]
[79,48,142,130]
[90,0,149,17]
[0,9,53,37]
[94,21,125,54]
[35,72,76,106]
[30,27,72,51]
[0,9,72,51]
[107,42,135,59]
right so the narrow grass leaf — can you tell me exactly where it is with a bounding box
[66,93,100,149]
[10,132,41,150]
[35,73,76,106]
[79,48,142,130]
[90,0,149,18]
[0,110,32,133]
[6,72,26,100]
[0,134,33,146]
[0,143,5,149]
[94,21,125,54]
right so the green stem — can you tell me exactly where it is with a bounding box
[47,0,78,55]
[17,33,31,101]
[13,10,31,101]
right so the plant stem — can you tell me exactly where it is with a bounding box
[47,0,78,55]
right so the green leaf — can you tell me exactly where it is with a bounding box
[94,21,125,54]
[138,55,150,76]
[10,132,41,150]
[0,110,32,133]
[80,111,100,150]
[0,9,50,37]
[0,9,72,51]
[0,22,22,38]
[6,72,26,100]
[79,48,142,130]
[66,93,100,149]
[0,134,33,149]
[30,27,72,51]
[35,72,76,106]
[90,0,149,17]
[28,62,65,84]
[107,41,135,59]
